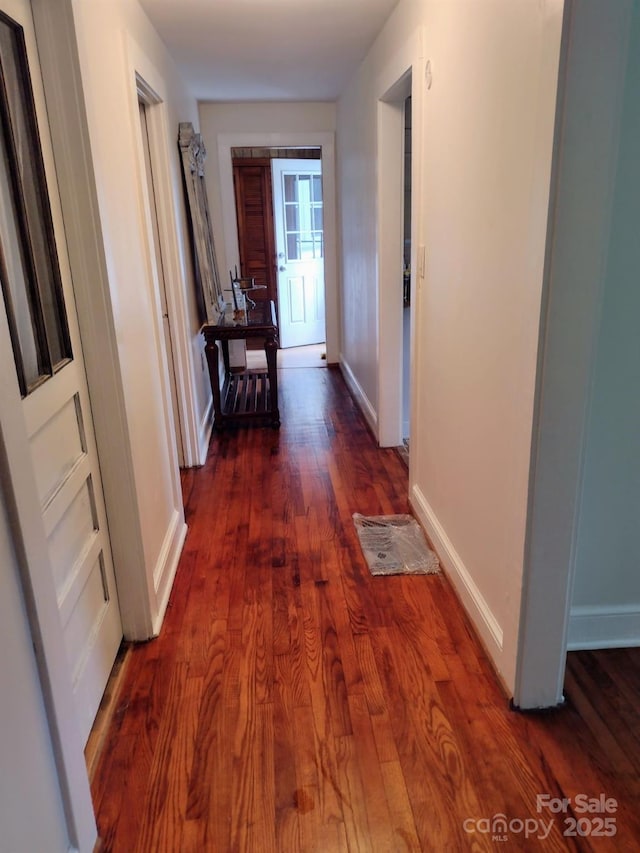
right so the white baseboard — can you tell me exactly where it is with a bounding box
[152,508,187,635]
[567,604,640,650]
[198,396,213,466]
[339,357,378,436]
[411,485,504,659]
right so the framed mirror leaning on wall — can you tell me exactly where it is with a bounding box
[178,121,225,325]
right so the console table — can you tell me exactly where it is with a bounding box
[202,300,280,429]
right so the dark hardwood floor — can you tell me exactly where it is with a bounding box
[91,366,640,851]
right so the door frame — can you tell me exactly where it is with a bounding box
[216,132,339,364]
[132,66,204,469]
[515,0,633,708]
[120,36,188,631]
[373,24,425,452]
[377,70,413,447]
[136,81,186,467]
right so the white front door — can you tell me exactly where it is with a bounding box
[0,0,122,744]
[272,159,325,348]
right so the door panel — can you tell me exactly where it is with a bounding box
[138,98,184,465]
[272,159,325,348]
[22,350,122,747]
[287,277,306,323]
[2,0,122,744]
[233,158,276,302]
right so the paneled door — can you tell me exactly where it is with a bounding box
[0,0,122,744]
[272,159,325,348]
[233,157,276,303]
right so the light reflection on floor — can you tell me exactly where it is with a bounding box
[246,343,327,370]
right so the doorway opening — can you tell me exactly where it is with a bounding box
[377,69,413,448]
[137,86,185,466]
[402,94,412,450]
[232,147,326,353]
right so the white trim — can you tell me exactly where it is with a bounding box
[515,0,633,708]
[198,393,214,462]
[568,605,640,651]
[130,52,202,468]
[376,92,406,447]
[408,29,427,501]
[122,36,189,633]
[339,359,377,436]
[214,131,339,365]
[136,81,187,468]
[152,508,187,634]
[375,27,423,450]
[411,484,504,657]
[125,36,198,474]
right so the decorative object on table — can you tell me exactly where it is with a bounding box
[178,122,225,325]
[229,265,267,310]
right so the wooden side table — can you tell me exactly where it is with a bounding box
[202,300,280,429]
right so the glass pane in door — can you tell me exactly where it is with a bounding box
[0,13,72,395]
[282,170,324,263]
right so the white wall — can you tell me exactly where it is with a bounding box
[337,0,564,692]
[569,1,640,650]
[197,102,339,361]
[67,0,203,635]
[337,67,382,415]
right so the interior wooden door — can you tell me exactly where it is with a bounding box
[232,158,276,302]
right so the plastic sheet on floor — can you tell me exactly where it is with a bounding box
[353,513,440,576]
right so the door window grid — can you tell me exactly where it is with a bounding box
[283,173,323,261]
[0,12,71,396]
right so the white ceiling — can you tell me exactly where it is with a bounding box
[139,0,401,102]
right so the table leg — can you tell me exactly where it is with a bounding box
[220,339,231,375]
[204,338,224,429]
[264,335,280,428]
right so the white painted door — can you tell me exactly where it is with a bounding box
[138,97,184,465]
[0,0,122,744]
[272,159,325,348]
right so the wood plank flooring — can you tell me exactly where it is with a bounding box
[91,366,640,851]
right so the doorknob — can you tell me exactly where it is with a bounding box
[279,265,286,271]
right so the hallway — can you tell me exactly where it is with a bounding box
[90,366,640,851]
